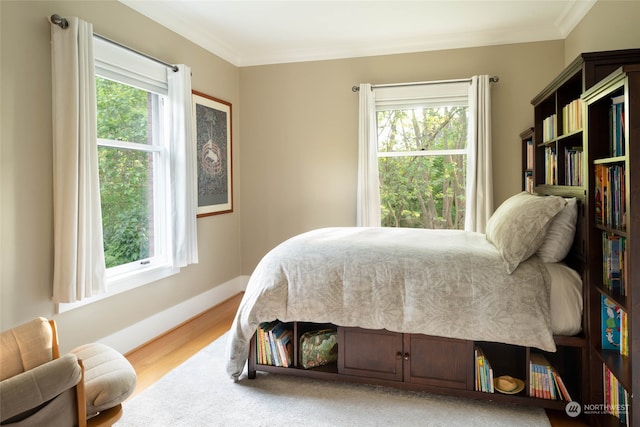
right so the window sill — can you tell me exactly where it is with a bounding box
[56,264,179,314]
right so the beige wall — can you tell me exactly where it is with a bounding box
[2,0,639,351]
[565,0,640,65]
[0,1,241,350]
[239,0,640,275]
[238,43,566,271]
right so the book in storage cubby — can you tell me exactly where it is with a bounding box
[582,64,640,426]
[248,321,340,379]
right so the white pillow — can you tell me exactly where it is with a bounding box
[537,198,578,263]
[486,192,566,274]
[546,262,583,336]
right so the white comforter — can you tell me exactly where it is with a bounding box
[226,227,556,379]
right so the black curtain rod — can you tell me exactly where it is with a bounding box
[50,14,179,73]
[351,76,499,92]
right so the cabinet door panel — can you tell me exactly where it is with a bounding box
[338,327,403,381]
[405,335,473,389]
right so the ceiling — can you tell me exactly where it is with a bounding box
[120,0,598,67]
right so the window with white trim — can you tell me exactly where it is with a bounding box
[375,82,469,229]
[94,37,177,293]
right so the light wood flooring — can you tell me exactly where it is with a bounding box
[123,292,587,426]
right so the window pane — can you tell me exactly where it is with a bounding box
[379,154,466,229]
[96,77,151,145]
[377,106,468,153]
[377,105,468,230]
[98,146,155,268]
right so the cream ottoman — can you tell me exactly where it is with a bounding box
[70,343,137,418]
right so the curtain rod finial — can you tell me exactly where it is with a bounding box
[50,14,69,29]
[352,86,360,92]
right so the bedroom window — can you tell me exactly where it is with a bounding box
[375,83,469,229]
[51,16,197,309]
[92,36,177,295]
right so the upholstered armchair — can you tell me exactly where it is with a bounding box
[0,318,136,427]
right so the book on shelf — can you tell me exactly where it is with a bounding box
[543,113,557,142]
[256,321,294,367]
[602,233,627,296]
[603,364,630,426]
[562,98,583,135]
[526,139,534,170]
[610,95,626,157]
[601,295,628,356]
[529,353,572,401]
[594,164,626,231]
[524,171,534,193]
[564,146,583,186]
[544,146,557,185]
[474,346,494,393]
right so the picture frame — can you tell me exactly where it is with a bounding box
[192,91,233,217]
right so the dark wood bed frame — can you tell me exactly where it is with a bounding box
[247,188,588,412]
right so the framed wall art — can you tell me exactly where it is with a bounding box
[192,91,233,217]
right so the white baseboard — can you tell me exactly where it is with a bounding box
[98,275,249,354]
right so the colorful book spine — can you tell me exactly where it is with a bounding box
[594,164,626,231]
[256,321,294,366]
[603,365,630,425]
[474,346,494,393]
[601,295,628,355]
[529,353,570,400]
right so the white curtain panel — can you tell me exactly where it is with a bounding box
[465,75,494,233]
[51,17,106,303]
[168,66,199,267]
[356,83,381,227]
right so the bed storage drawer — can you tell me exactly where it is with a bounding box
[404,334,474,390]
[338,327,473,389]
[338,327,403,381]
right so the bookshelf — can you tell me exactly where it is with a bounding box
[582,64,640,426]
[531,49,640,193]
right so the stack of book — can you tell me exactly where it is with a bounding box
[529,353,572,400]
[594,163,626,230]
[601,295,628,356]
[564,146,583,186]
[562,98,583,134]
[603,365,630,426]
[602,233,627,296]
[474,346,494,393]
[544,146,557,185]
[542,113,557,142]
[256,321,294,367]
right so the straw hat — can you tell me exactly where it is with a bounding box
[493,375,525,394]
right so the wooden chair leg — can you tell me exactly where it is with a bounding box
[87,404,123,427]
[76,359,87,427]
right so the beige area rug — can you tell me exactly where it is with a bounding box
[115,332,551,427]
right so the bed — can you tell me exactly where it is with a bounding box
[225,191,584,395]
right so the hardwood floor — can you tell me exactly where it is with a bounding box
[123,292,587,426]
[124,293,243,399]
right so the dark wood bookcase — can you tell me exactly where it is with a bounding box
[530,49,640,426]
[582,64,640,427]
